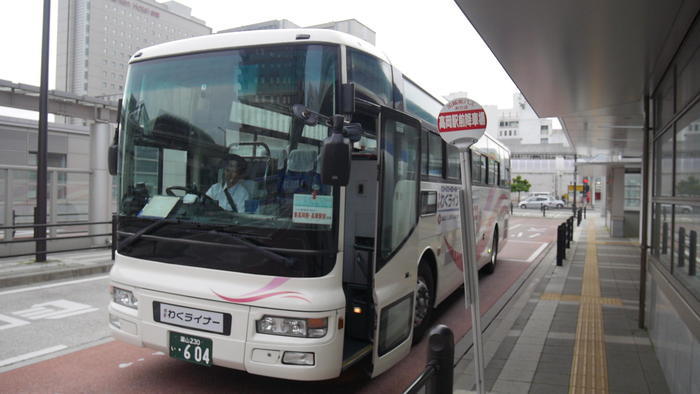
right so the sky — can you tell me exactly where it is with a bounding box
[0,0,521,116]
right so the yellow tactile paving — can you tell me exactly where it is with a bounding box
[594,241,637,246]
[569,218,609,394]
[540,293,622,306]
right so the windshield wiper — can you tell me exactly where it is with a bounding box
[206,229,292,265]
[118,216,179,251]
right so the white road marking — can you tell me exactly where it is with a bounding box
[509,224,522,230]
[528,233,541,239]
[0,275,109,296]
[516,232,523,238]
[526,243,549,262]
[13,300,99,320]
[504,241,549,263]
[0,345,68,367]
[0,314,30,331]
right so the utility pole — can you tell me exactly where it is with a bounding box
[35,0,51,262]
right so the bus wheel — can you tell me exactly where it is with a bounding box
[413,262,435,344]
[483,230,499,274]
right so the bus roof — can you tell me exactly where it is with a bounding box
[129,28,391,64]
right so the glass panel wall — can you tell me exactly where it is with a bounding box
[652,35,700,302]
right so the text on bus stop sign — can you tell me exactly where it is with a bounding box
[437,97,487,148]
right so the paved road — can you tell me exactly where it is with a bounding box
[0,275,111,371]
[0,217,561,393]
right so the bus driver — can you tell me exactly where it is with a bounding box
[205,156,249,213]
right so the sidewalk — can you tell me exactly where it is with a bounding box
[455,216,670,394]
[0,249,113,289]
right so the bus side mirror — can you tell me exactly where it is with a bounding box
[108,144,119,175]
[341,83,355,115]
[320,116,351,186]
[109,98,122,176]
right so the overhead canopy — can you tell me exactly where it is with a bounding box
[454,0,699,159]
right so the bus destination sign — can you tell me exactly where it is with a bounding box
[438,97,487,148]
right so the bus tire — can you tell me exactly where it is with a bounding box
[413,262,435,344]
[483,230,499,275]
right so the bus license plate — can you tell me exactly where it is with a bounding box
[169,331,212,366]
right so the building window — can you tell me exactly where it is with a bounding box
[624,172,641,210]
[650,16,700,304]
[540,138,549,144]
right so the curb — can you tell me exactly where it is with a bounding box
[0,262,113,289]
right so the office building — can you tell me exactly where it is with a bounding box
[56,0,211,102]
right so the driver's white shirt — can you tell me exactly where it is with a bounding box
[205,182,249,212]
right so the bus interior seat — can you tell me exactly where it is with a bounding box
[280,149,319,195]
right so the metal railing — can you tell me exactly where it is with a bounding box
[404,325,454,394]
[0,219,113,259]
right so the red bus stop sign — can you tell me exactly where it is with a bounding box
[438,97,487,148]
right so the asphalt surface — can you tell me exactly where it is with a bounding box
[0,216,561,393]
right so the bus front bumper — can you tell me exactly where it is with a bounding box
[108,286,345,381]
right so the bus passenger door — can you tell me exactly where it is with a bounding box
[371,107,422,377]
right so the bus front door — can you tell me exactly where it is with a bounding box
[371,107,422,377]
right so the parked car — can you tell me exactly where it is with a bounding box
[519,196,566,209]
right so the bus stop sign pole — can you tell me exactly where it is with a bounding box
[438,97,488,394]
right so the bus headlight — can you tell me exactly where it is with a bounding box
[111,286,138,309]
[256,316,327,338]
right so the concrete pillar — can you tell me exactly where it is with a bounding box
[609,166,626,237]
[89,122,111,246]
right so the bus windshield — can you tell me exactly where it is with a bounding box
[117,44,340,277]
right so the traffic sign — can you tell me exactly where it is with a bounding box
[438,96,487,393]
[438,97,487,148]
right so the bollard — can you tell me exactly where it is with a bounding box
[690,231,697,277]
[678,227,686,267]
[583,206,587,219]
[662,222,669,255]
[510,202,513,215]
[112,213,117,261]
[557,224,564,265]
[577,208,582,226]
[566,218,572,249]
[542,204,546,217]
[428,325,454,394]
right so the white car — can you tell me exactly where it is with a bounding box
[519,196,566,209]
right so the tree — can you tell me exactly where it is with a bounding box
[511,175,531,202]
[677,175,700,197]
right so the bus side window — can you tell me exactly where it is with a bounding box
[421,132,429,178]
[428,133,443,177]
[347,48,393,106]
[480,155,487,184]
[446,144,460,180]
[471,152,482,183]
[488,159,498,186]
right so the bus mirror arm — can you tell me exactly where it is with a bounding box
[292,104,320,126]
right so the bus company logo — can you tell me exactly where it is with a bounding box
[438,185,460,211]
[212,277,311,304]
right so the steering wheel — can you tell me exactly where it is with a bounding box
[165,186,190,197]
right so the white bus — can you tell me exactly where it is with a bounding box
[108,28,510,381]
